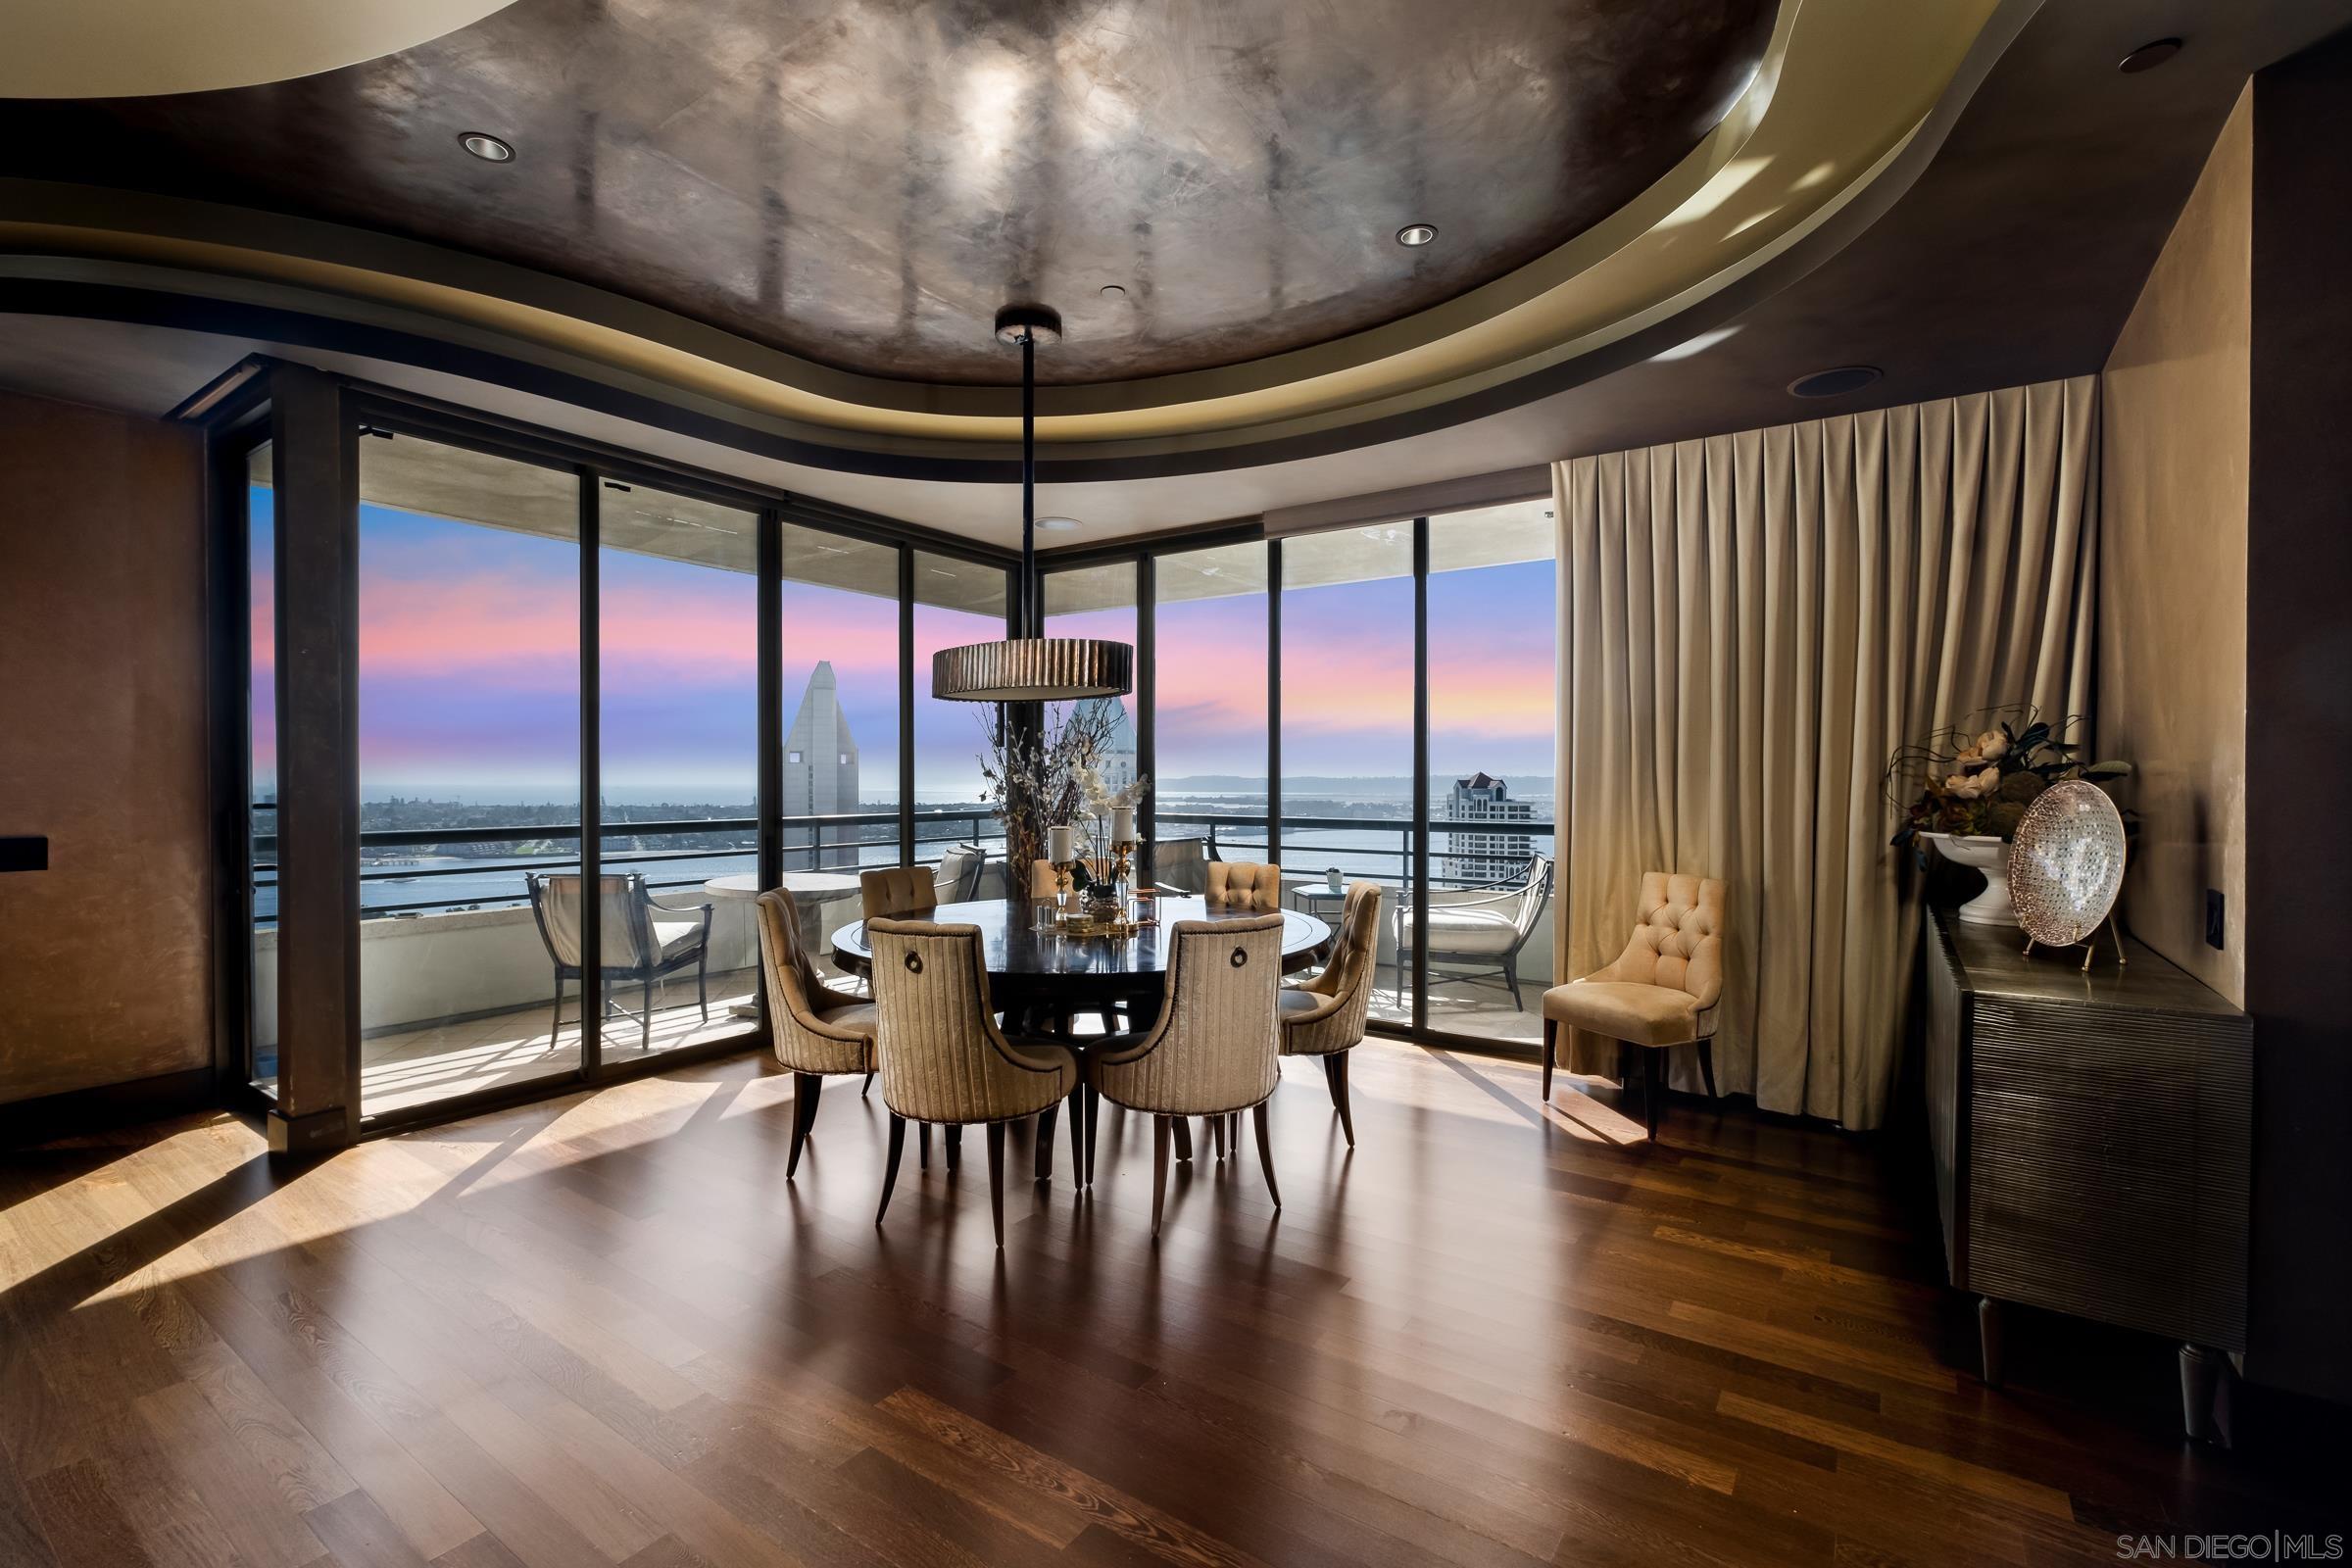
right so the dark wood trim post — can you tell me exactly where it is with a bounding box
[267,365,360,1154]
[1135,553,1156,876]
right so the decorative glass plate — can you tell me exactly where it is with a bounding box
[2005,781,2128,948]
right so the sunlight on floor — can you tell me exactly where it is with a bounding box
[359,966,761,1112]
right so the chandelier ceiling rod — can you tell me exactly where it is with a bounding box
[927,303,1133,703]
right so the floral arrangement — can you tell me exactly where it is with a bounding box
[1072,757,1149,861]
[976,701,1142,879]
[1885,707,2130,853]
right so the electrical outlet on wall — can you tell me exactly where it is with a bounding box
[2205,888,2227,951]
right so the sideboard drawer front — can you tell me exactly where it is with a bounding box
[1966,996,2251,1348]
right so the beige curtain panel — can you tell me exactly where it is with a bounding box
[1552,375,2098,1129]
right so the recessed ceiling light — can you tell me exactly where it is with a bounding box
[1396,222,1439,248]
[460,131,514,163]
[1035,515,1082,533]
[1099,283,1127,299]
[1788,365,1883,398]
[2119,37,2182,74]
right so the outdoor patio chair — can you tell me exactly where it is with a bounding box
[1392,854,1552,1010]
[524,871,711,1053]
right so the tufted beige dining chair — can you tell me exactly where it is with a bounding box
[1278,881,1382,1148]
[754,888,875,1180]
[1540,872,1726,1137]
[1204,860,1284,911]
[865,917,1082,1247]
[859,864,939,920]
[1087,914,1285,1236]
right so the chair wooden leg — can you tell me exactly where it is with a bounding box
[1332,1053,1355,1149]
[1066,1086,1086,1188]
[860,1071,873,1098]
[549,981,564,1050]
[1644,1048,1663,1140]
[876,1114,906,1225]
[1083,1085,1100,1187]
[985,1122,1006,1250]
[787,1072,821,1180]
[1697,1038,1718,1100]
[946,1124,961,1175]
[1172,1116,1193,1163]
[1210,1113,1225,1160]
[1151,1115,1172,1237]
[1252,1102,1281,1210]
[1035,1103,1056,1182]
[1542,1018,1556,1105]
[919,1121,931,1168]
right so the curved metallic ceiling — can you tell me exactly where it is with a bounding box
[0,0,518,99]
[0,0,2015,471]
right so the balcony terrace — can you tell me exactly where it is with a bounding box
[251,808,1551,1115]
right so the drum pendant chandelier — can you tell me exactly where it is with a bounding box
[930,305,1135,703]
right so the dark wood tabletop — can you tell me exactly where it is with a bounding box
[833,895,1331,997]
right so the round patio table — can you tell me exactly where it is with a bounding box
[831,894,1331,1017]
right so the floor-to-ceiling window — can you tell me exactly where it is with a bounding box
[245,441,279,1094]
[1151,541,1269,882]
[355,434,584,1115]
[780,523,901,961]
[598,479,761,1060]
[1425,501,1557,1044]
[1281,524,1417,1022]
[910,550,1010,873]
[1043,562,1139,865]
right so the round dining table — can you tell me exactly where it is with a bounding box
[831,894,1332,1018]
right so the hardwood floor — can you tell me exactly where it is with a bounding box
[1,1044,2337,1567]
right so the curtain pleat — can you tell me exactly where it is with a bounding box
[1552,375,2100,1128]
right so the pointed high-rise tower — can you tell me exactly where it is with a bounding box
[782,662,859,867]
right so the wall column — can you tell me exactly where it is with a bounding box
[267,365,361,1153]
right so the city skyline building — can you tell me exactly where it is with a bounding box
[1443,770,1535,882]
[782,662,860,867]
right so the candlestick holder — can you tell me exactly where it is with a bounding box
[1110,839,1137,887]
[1051,858,1075,909]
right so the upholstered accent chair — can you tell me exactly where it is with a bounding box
[754,888,875,1179]
[1087,914,1286,1235]
[524,871,710,1053]
[1540,872,1725,1137]
[859,864,939,921]
[865,917,1082,1247]
[1204,859,1284,911]
[1393,855,1552,1010]
[1278,881,1382,1147]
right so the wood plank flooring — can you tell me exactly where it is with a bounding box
[2,1044,2339,1567]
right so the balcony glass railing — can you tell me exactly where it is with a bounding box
[1155,810,1553,893]
[248,808,1022,923]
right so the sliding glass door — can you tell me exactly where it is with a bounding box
[354,433,584,1116]
[1279,526,1418,1024]
[597,479,761,1062]
[1425,501,1557,1045]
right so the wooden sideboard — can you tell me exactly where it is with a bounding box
[1922,910,2252,1441]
